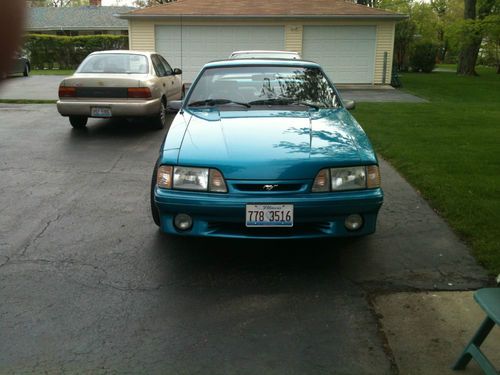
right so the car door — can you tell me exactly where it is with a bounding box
[158,55,182,100]
[151,54,170,100]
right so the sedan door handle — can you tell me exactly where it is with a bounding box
[163,83,166,87]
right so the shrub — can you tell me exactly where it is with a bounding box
[24,34,128,70]
[410,42,438,73]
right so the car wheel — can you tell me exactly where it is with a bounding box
[23,64,29,77]
[69,116,88,129]
[152,98,167,130]
[150,163,161,227]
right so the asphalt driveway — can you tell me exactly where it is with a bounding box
[0,104,488,374]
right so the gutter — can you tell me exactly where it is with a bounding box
[116,14,407,20]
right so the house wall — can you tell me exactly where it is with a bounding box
[128,18,396,85]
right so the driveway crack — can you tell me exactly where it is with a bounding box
[18,213,63,256]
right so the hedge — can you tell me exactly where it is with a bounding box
[24,34,129,70]
[409,42,438,73]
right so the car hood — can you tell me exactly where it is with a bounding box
[164,109,377,180]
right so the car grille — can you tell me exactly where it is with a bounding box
[233,183,304,192]
[75,87,128,98]
[206,222,334,237]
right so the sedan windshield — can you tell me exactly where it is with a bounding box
[77,54,149,74]
[187,66,340,110]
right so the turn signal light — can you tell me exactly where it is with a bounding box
[127,87,152,99]
[58,86,76,98]
[366,165,381,188]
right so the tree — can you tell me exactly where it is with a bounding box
[456,0,497,75]
[30,0,89,6]
[134,0,176,7]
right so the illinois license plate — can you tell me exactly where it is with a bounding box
[91,107,112,118]
[246,204,294,227]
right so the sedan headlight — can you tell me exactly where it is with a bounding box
[312,165,380,192]
[157,165,227,193]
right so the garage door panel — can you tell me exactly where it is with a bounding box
[156,26,285,82]
[303,26,376,84]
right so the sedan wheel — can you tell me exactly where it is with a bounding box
[69,116,88,129]
[152,99,167,130]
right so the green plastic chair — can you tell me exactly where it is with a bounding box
[452,275,500,375]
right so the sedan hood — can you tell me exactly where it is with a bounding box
[171,109,376,180]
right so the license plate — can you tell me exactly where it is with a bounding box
[91,107,112,118]
[246,204,294,227]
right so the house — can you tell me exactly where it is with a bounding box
[117,0,405,85]
[26,0,135,36]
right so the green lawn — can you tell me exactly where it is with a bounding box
[31,69,74,76]
[353,67,500,275]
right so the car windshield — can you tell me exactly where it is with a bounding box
[187,66,340,110]
[77,54,149,74]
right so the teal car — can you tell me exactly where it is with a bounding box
[150,59,383,239]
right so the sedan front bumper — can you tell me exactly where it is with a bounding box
[154,187,383,239]
[57,98,161,118]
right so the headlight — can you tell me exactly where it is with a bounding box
[174,167,209,191]
[330,166,366,191]
[312,165,381,192]
[157,165,227,193]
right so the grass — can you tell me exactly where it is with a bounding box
[353,67,500,275]
[0,99,56,104]
[31,69,74,76]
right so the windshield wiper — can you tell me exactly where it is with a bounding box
[188,99,250,108]
[248,98,321,110]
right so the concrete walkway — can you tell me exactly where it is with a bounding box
[0,75,428,103]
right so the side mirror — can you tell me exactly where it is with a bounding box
[167,100,182,111]
[343,99,356,110]
[173,68,182,75]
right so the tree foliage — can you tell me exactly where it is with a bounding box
[30,0,89,6]
[133,0,176,7]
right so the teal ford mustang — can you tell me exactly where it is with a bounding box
[150,59,383,239]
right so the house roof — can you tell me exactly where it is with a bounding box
[119,0,405,19]
[27,6,135,31]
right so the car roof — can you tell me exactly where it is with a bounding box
[89,50,155,56]
[203,59,321,69]
[231,50,300,55]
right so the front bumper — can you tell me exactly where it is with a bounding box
[154,188,383,239]
[57,98,161,117]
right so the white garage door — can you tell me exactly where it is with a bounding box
[303,26,376,84]
[155,25,285,82]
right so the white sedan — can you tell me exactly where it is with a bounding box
[57,50,182,129]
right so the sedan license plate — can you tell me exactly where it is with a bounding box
[246,204,294,227]
[91,107,112,118]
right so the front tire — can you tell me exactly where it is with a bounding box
[150,163,161,227]
[69,116,88,129]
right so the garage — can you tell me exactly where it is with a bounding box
[303,26,376,84]
[121,0,404,86]
[155,25,285,82]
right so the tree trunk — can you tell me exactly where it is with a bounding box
[457,0,480,75]
[457,38,481,75]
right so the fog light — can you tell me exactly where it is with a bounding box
[174,214,193,231]
[345,214,363,231]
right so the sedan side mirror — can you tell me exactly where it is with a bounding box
[167,100,183,111]
[173,68,182,75]
[343,100,356,110]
